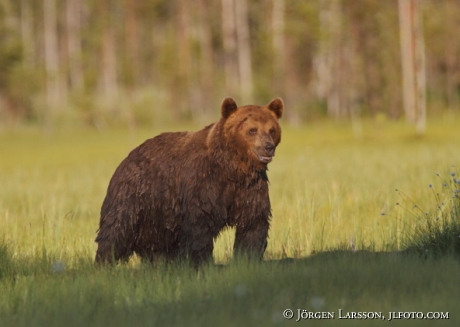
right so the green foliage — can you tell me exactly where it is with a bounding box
[401,171,460,258]
[0,0,459,126]
[0,3,29,119]
[0,239,12,279]
[0,6,21,89]
[0,32,21,89]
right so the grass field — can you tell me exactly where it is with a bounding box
[1,114,460,326]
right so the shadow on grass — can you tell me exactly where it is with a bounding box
[265,249,406,265]
[2,243,460,327]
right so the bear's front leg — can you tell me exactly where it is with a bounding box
[179,225,215,267]
[233,219,269,260]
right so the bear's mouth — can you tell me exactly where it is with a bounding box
[258,155,272,163]
[253,150,273,163]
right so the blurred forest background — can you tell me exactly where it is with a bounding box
[0,0,459,128]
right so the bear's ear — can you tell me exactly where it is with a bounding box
[221,97,238,119]
[267,97,284,119]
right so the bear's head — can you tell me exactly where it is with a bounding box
[220,97,283,170]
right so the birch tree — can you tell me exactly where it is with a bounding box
[124,0,139,86]
[272,0,285,98]
[235,0,253,103]
[43,0,60,114]
[221,0,239,97]
[99,0,119,104]
[312,0,345,119]
[398,0,426,134]
[197,0,215,114]
[66,0,84,91]
[20,0,35,69]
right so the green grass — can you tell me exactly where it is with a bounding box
[1,115,460,326]
[401,170,460,258]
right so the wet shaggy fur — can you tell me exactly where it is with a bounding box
[95,97,284,266]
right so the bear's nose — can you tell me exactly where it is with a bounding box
[265,143,275,156]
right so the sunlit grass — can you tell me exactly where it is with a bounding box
[1,115,460,326]
[1,117,460,260]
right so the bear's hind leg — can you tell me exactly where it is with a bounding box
[95,240,133,265]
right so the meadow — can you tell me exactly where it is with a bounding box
[1,114,460,326]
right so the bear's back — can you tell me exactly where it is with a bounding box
[139,124,214,159]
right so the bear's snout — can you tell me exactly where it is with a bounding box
[264,143,275,156]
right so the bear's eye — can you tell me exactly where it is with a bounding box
[248,128,257,135]
[269,128,276,136]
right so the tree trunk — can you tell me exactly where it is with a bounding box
[313,0,345,119]
[235,0,253,104]
[124,0,139,86]
[43,0,60,117]
[221,0,239,97]
[444,1,459,112]
[20,0,35,68]
[272,0,285,98]
[99,0,119,105]
[398,0,426,134]
[175,0,192,118]
[197,0,215,116]
[66,0,84,91]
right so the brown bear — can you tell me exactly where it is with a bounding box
[95,97,283,266]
